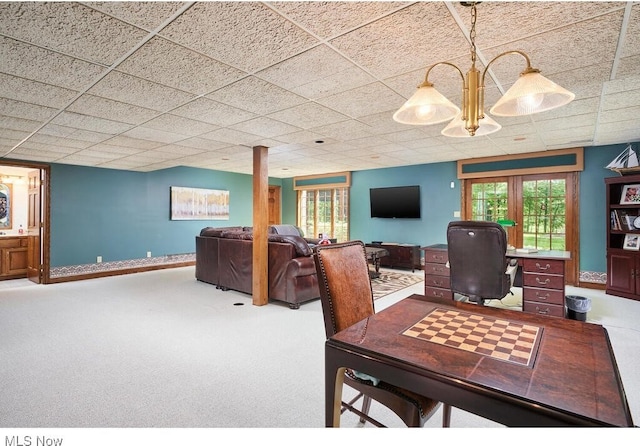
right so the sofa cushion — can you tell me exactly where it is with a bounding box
[269,224,304,237]
[268,234,312,257]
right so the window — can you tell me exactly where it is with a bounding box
[297,187,349,242]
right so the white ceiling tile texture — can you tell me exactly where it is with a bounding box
[0,1,639,177]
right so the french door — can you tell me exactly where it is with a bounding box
[464,172,578,285]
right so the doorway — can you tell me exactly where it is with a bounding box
[0,161,48,284]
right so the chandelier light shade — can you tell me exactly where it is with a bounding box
[392,82,460,125]
[489,69,576,116]
[441,112,501,137]
[392,2,574,137]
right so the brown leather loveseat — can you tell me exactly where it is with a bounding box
[195,226,320,309]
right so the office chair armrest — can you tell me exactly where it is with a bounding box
[505,259,518,286]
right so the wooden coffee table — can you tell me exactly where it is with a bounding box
[365,246,388,279]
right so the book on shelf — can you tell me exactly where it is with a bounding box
[612,209,638,231]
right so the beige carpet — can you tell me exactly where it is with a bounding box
[371,270,423,300]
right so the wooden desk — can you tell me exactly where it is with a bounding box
[422,244,571,318]
[325,295,633,427]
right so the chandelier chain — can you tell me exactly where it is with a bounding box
[470,3,477,65]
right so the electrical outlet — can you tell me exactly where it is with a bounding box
[146,251,151,258]
[454,211,461,217]
[97,256,102,263]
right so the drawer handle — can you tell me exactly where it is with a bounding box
[535,262,551,271]
[432,280,443,286]
[535,292,550,300]
[430,290,444,298]
[432,255,444,261]
[535,277,551,285]
[536,306,550,315]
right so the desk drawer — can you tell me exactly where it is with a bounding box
[523,301,565,318]
[424,262,450,276]
[523,272,564,290]
[425,274,450,289]
[523,258,564,275]
[423,249,448,264]
[424,285,453,299]
[523,287,564,305]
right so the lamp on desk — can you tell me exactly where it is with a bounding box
[497,219,516,250]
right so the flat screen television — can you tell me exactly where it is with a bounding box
[370,185,421,219]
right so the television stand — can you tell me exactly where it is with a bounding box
[365,243,421,272]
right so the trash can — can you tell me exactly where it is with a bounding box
[565,295,591,321]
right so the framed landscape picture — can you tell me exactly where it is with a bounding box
[620,184,640,204]
[170,186,229,220]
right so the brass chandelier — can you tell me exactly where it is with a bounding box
[393,2,575,137]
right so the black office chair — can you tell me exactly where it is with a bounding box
[314,240,451,427]
[447,221,518,306]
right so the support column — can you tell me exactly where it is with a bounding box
[252,145,269,306]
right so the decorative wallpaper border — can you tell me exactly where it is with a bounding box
[579,271,607,285]
[50,254,195,278]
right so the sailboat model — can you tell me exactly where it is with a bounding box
[606,144,640,175]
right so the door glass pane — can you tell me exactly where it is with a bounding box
[297,188,349,242]
[522,179,566,250]
[471,182,508,222]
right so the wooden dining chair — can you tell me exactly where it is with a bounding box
[314,240,451,427]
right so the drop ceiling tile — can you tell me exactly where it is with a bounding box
[620,4,640,58]
[0,37,106,90]
[228,117,301,139]
[17,141,78,155]
[171,98,257,126]
[272,130,335,145]
[27,133,95,150]
[601,88,640,111]
[0,73,79,109]
[120,127,187,145]
[86,143,145,156]
[0,98,57,122]
[316,82,406,118]
[87,71,196,111]
[200,128,262,146]
[206,76,307,115]
[453,2,624,50]
[39,124,113,144]
[0,2,148,65]
[67,94,159,125]
[51,112,133,134]
[599,105,640,124]
[117,37,246,95]
[485,11,623,81]
[330,2,467,79]
[142,114,219,137]
[160,2,318,72]
[616,55,640,78]
[7,149,63,163]
[267,102,348,129]
[71,149,126,160]
[271,1,409,39]
[256,45,375,98]
[152,144,204,157]
[86,1,188,31]
[0,116,43,133]
[102,135,163,150]
[310,120,375,141]
[171,137,231,152]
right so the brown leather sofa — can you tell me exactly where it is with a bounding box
[195,226,320,309]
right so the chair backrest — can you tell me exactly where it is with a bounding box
[314,240,375,338]
[446,220,510,300]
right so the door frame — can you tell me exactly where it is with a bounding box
[462,171,579,286]
[0,160,49,284]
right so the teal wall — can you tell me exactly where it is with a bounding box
[349,162,459,247]
[49,163,282,266]
[48,142,636,275]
